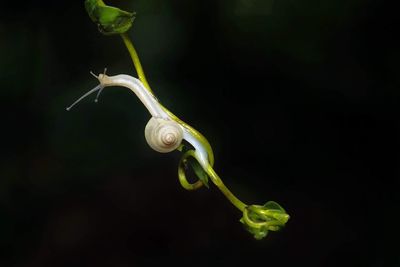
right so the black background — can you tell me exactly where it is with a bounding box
[0,1,399,266]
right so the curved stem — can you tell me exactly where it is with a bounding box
[119,32,247,213]
[187,150,247,212]
[120,33,153,94]
[178,150,204,191]
[205,164,247,212]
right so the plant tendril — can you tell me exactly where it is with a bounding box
[82,0,289,239]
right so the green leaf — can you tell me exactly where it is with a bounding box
[263,201,290,224]
[186,157,209,188]
[85,0,136,35]
[178,144,209,188]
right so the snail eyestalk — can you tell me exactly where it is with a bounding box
[66,84,103,111]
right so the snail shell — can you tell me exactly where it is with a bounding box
[145,117,183,153]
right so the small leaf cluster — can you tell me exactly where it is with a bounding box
[85,0,135,35]
[240,201,289,240]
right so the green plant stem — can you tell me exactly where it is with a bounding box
[205,164,247,211]
[120,31,247,213]
[179,150,247,212]
[120,33,153,94]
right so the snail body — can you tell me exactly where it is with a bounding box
[67,73,207,157]
[66,73,168,119]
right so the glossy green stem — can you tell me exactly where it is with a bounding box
[205,164,247,211]
[120,33,153,94]
[119,32,247,213]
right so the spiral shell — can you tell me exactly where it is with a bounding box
[145,117,183,153]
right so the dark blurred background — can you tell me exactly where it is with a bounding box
[0,0,399,266]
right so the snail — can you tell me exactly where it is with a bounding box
[66,71,207,161]
[144,117,183,153]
